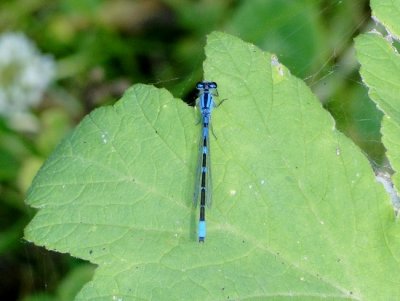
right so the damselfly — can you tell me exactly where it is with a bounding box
[194,81,219,242]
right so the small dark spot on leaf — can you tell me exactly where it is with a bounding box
[349,291,353,295]
[242,240,245,243]
[89,250,93,254]
[221,287,224,291]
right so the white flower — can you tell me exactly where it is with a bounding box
[0,32,55,117]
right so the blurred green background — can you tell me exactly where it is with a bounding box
[0,0,383,300]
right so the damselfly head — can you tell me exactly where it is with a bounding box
[196,81,217,90]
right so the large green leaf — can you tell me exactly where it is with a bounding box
[25,31,400,300]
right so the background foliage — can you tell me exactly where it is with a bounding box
[0,0,386,300]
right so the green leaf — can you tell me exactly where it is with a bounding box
[356,33,400,124]
[25,31,400,300]
[355,2,400,209]
[371,0,400,37]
